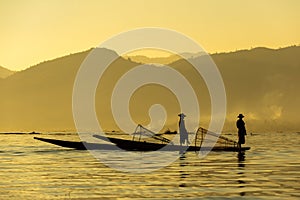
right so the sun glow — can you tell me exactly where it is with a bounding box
[0,0,299,70]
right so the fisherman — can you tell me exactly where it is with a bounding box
[178,113,189,146]
[236,114,247,150]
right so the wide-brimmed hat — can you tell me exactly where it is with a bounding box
[237,114,244,118]
[178,113,186,118]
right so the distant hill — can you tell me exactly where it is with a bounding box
[123,54,181,65]
[0,66,15,78]
[211,46,300,132]
[0,46,299,132]
[124,52,206,64]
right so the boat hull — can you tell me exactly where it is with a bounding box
[34,136,250,152]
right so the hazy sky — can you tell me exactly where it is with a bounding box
[0,0,299,71]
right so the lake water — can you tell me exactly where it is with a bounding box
[0,132,299,199]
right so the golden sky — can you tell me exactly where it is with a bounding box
[0,0,299,71]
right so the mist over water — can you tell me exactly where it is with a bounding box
[0,132,299,199]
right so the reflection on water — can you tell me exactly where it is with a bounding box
[237,151,246,196]
[0,133,299,199]
[179,153,189,188]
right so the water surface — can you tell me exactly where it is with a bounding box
[0,132,299,199]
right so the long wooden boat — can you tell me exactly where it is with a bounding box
[34,136,250,152]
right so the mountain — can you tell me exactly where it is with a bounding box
[123,52,206,64]
[0,46,299,132]
[0,66,15,79]
[179,52,207,59]
[212,46,300,132]
[123,54,181,65]
[0,48,120,132]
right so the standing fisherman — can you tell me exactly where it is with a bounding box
[236,114,247,150]
[178,113,189,146]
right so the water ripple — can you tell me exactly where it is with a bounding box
[0,133,299,199]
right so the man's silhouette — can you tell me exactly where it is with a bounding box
[178,113,189,146]
[236,114,246,150]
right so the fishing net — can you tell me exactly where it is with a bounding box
[132,125,238,150]
[132,124,172,144]
[194,127,238,149]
